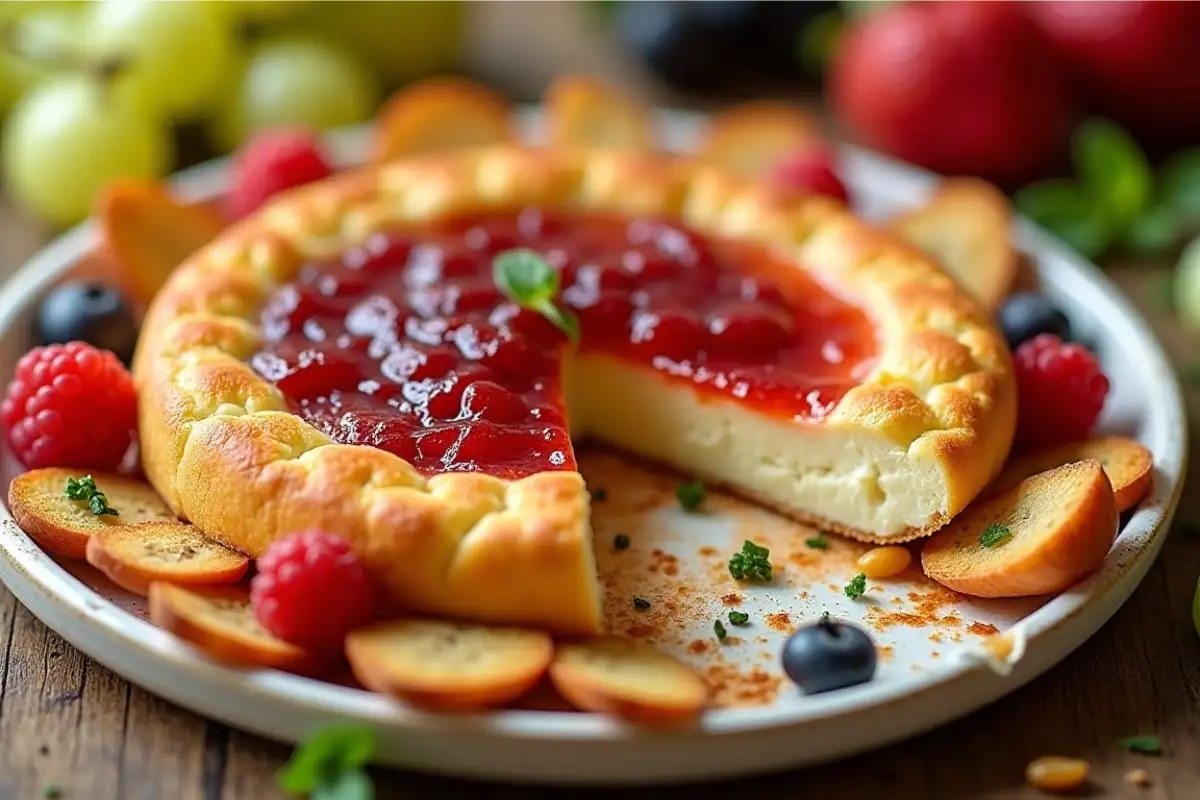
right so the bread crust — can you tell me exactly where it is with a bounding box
[134,146,1015,632]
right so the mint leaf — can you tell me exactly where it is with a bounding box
[313,769,374,800]
[1122,204,1182,258]
[1160,148,1200,223]
[1014,181,1112,259]
[1074,118,1152,228]
[493,249,579,342]
[279,726,376,795]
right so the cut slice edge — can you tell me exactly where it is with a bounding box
[371,76,514,164]
[888,177,1017,311]
[543,75,655,152]
[695,101,825,178]
[85,521,249,596]
[148,583,323,674]
[989,436,1153,512]
[921,460,1117,598]
[8,468,178,559]
[549,636,708,726]
[345,618,553,712]
[96,178,226,309]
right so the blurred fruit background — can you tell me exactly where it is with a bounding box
[1,0,1200,324]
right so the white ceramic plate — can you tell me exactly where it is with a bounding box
[0,111,1187,785]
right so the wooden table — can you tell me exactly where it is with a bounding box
[0,200,1196,799]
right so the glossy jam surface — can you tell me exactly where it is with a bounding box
[250,210,876,478]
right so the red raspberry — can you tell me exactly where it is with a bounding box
[1013,334,1109,448]
[228,128,332,219]
[251,530,374,652]
[1,342,136,470]
[770,146,851,204]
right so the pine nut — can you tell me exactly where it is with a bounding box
[1026,756,1089,793]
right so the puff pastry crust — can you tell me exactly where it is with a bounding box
[134,146,1015,634]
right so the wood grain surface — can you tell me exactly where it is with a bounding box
[0,201,1197,800]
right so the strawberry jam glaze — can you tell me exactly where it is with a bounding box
[250,210,876,478]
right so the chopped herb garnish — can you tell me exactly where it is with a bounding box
[633,597,651,610]
[676,480,706,512]
[591,487,608,502]
[805,533,830,550]
[714,619,728,641]
[64,475,117,517]
[278,725,376,799]
[1117,735,1162,755]
[493,249,579,341]
[613,533,631,550]
[844,572,867,600]
[728,610,750,626]
[728,540,772,582]
[41,784,61,799]
[979,522,1013,548]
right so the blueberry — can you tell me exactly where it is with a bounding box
[612,1,747,91]
[37,282,138,364]
[781,616,876,694]
[998,292,1072,350]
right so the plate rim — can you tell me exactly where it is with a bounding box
[0,112,1187,780]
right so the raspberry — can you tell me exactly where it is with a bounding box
[770,146,851,204]
[250,530,374,652]
[1,342,136,470]
[228,128,332,219]
[1013,334,1109,448]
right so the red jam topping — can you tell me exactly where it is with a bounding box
[251,210,876,478]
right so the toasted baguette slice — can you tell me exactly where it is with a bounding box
[544,76,654,151]
[148,583,322,674]
[97,179,226,308]
[85,522,249,596]
[990,436,1153,512]
[550,637,707,726]
[888,178,1017,311]
[921,461,1117,597]
[9,469,178,559]
[371,77,513,163]
[695,102,824,178]
[345,618,553,712]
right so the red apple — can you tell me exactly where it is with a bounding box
[829,1,1073,186]
[1024,1,1200,142]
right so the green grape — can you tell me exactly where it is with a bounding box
[0,4,86,115]
[292,1,465,85]
[211,34,380,152]
[1175,234,1200,328]
[85,0,235,119]
[3,76,171,227]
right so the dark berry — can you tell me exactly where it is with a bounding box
[1,342,136,470]
[998,292,1072,349]
[612,2,747,91]
[782,616,877,694]
[37,282,138,364]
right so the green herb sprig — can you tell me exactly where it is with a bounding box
[675,480,706,512]
[979,522,1013,549]
[728,540,772,583]
[1016,118,1200,261]
[728,610,750,626]
[1117,735,1162,756]
[64,475,118,517]
[805,532,830,550]
[714,619,728,642]
[844,573,867,600]
[278,725,376,800]
[493,249,579,342]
